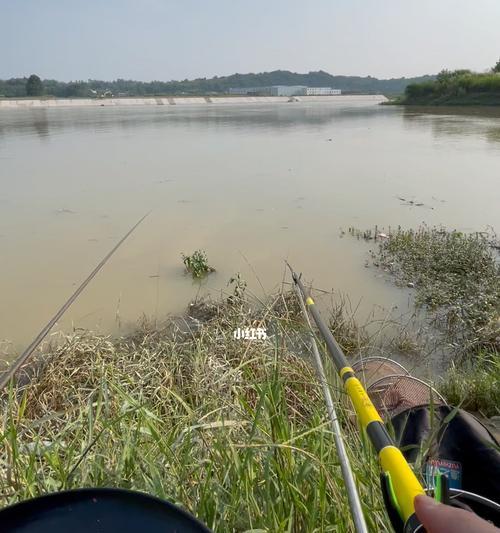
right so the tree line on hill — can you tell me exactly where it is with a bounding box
[0,70,435,98]
[402,59,500,105]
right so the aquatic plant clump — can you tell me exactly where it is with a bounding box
[374,226,500,355]
[182,250,215,278]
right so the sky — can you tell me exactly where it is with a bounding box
[1,0,500,81]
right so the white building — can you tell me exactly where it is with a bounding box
[228,85,307,96]
[228,87,256,95]
[229,86,342,96]
[306,87,342,96]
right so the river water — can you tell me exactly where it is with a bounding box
[1,99,500,358]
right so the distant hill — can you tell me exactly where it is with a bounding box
[215,70,435,95]
[0,70,435,98]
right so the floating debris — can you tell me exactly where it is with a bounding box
[55,208,76,215]
[396,196,434,210]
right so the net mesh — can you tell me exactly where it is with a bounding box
[352,357,408,388]
[352,357,446,420]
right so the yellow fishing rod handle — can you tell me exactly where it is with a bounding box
[343,371,383,427]
[379,446,425,522]
[343,375,425,522]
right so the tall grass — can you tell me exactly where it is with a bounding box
[2,271,495,530]
[0,293,392,532]
[439,351,500,418]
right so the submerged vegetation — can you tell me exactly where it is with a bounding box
[396,67,500,105]
[372,226,500,357]
[182,250,215,279]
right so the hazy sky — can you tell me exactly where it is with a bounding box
[2,0,500,81]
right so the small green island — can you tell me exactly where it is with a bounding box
[391,59,500,106]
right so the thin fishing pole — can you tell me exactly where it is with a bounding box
[0,212,150,391]
[287,263,425,533]
[291,277,368,533]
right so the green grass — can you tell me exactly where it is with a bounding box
[438,351,500,418]
[0,293,392,532]
[373,226,500,357]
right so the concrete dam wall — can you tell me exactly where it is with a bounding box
[0,94,387,109]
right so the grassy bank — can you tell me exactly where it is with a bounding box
[1,289,497,531]
[390,69,500,106]
[1,226,498,530]
[1,292,391,532]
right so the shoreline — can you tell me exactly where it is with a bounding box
[385,99,500,107]
[0,94,387,109]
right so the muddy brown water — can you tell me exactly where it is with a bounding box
[1,100,499,364]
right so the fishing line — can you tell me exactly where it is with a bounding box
[0,212,150,390]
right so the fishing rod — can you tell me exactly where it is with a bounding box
[0,213,149,391]
[287,264,425,533]
[291,279,368,533]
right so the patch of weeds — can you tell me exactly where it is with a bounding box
[0,289,388,532]
[439,351,500,418]
[371,226,500,356]
[329,296,369,356]
[227,273,247,304]
[391,331,420,355]
[348,226,375,241]
[182,250,215,278]
[271,288,303,321]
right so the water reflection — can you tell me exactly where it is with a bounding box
[402,106,500,146]
[3,104,500,147]
[31,110,50,140]
[0,101,392,141]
